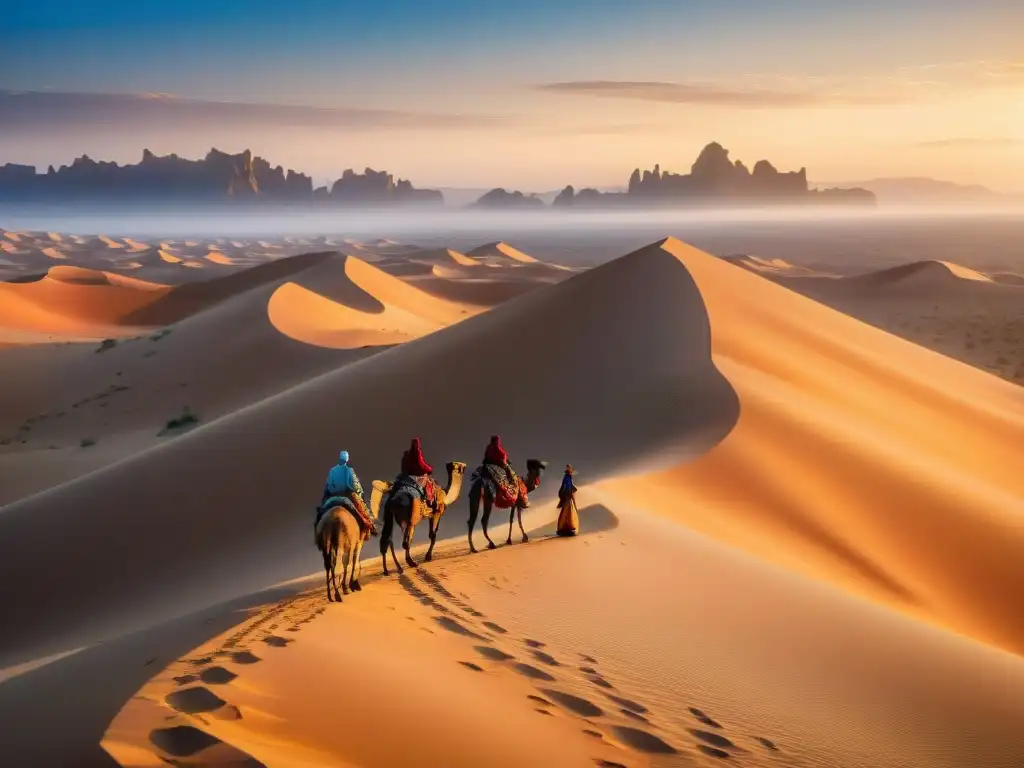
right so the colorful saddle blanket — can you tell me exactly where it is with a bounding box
[472,464,523,509]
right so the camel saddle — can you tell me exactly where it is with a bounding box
[473,464,522,509]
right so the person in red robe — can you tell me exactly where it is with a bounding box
[400,437,434,504]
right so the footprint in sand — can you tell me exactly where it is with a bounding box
[580,654,598,664]
[593,761,628,768]
[483,621,507,634]
[513,663,556,682]
[474,645,515,662]
[527,694,553,706]
[531,650,561,666]
[582,729,604,739]
[525,639,546,648]
[698,745,730,759]
[610,726,677,755]
[149,725,263,764]
[539,689,603,718]
[535,709,554,716]
[689,729,741,753]
[689,707,722,728]
[231,651,261,665]
[585,674,614,690]
[262,636,291,648]
[165,687,229,715]
[173,674,199,685]
[603,694,647,715]
[434,616,488,641]
[459,661,484,672]
[199,666,238,685]
[754,736,779,752]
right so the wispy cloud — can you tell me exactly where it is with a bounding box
[0,90,507,134]
[536,80,897,107]
[538,61,1024,109]
[916,137,1024,148]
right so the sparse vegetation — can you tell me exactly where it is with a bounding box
[160,406,199,436]
[80,437,97,448]
[96,338,117,353]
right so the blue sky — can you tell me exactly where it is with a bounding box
[3,1,1023,189]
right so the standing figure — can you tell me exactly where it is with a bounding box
[555,464,579,537]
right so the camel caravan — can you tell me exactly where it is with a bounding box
[313,436,579,602]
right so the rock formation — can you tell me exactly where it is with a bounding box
[558,142,875,207]
[0,149,442,206]
[471,188,546,209]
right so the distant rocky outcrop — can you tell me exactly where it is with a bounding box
[471,188,545,209]
[555,142,875,208]
[0,148,443,206]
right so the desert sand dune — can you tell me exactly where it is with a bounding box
[845,259,995,288]
[0,264,174,337]
[469,240,539,263]
[3,238,1024,768]
[722,253,829,277]
[989,271,1024,286]
[0,238,738,666]
[203,250,235,265]
[268,255,475,348]
[603,240,1024,655]
[0,255,420,503]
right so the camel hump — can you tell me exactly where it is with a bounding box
[372,480,393,492]
[526,459,548,473]
[447,461,467,473]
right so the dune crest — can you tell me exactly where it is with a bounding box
[602,238,1024,655]
[469,241,538,263]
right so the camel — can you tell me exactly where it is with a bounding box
[315,486,384,602]
[468,459,547,553]
[371,461,467,576]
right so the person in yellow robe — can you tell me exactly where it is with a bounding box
[555,464,579,537]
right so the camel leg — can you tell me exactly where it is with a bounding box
[351,538,364,591]
[380,500,394,576]
[404,520,418,568]
[322,543,333,602]
[506,507,515,545]
[517,503,529,543]
[482,494,497,550]
[425,512,440,562]
[340,543,352,596]
[388,536,404,575]
[468,484,480,554]
[331,544,342,602]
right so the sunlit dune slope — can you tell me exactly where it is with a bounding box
[268,255,475,348]
[601,239,1024,655]
[0,239,740,663]
[468,240,538,263]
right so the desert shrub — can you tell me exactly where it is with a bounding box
[160,406,199,436]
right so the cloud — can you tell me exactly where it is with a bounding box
[538,62,1024,109]
[0,90,507,134]
[536,80,904,108]
[916,137,1024,148]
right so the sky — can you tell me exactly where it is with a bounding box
[3,0,1024,191]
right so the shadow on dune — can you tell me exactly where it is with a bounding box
[0,581,303,767]
[0,240,740,729]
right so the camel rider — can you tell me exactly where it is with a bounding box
[320,450,376,535]
[482,434,530,508]
[399,437,435,505]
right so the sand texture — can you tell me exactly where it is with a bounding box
[1,234,1023,768]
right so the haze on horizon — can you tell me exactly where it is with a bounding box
[3,0,1023,192]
